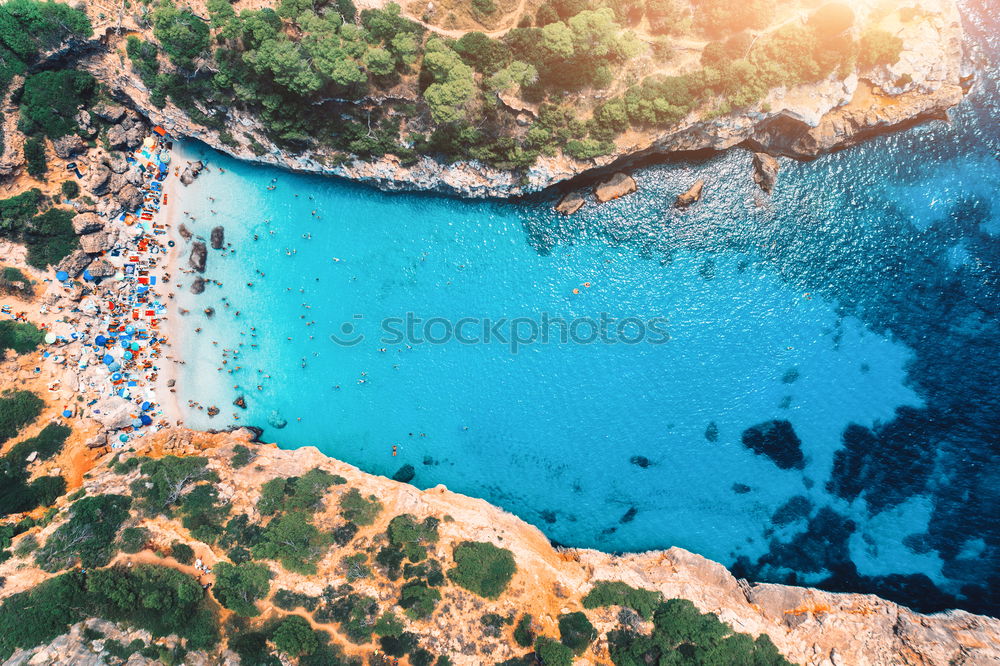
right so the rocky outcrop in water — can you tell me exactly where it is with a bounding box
[675,180,705,207]
[752,152,780,192]
[188,241,207,273]
[594,172,637,202]
[555,191,586,215]
[742,420,805,470]
[210,226,224,250]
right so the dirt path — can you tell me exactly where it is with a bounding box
[404,0,529,39]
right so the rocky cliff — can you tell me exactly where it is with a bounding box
[73,0,970,198]
[2,428,998,666]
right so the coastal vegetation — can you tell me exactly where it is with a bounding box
[0,189,79,269]
[109,0,906,170]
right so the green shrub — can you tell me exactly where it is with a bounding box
[0,390,43,444]
[513,614,534,647]
[582,580,664,619]
[230,444,256,468]
[399,580,441,618]
[252,510,329,574]
[0,266,30,296]
[0,564,216,661]
[13,533,37,556]
[229,631,279,666]
[18,69,95,139]
[171,542,195,564]
[338,488,382,526]
[0,321,43,357]
[535,636,573,666]
[23,136,46,178]
[272,615,318,656]
[60,180,79,199]
[213,561,271,616]
[859,28,903,69]
[446,541,516,599]
[130,456,216,515]
[272,588,319,612]
[607,599,793,665]
[119,526,151,554]
[558,611,596,654]
[0,422,66,515]
[259,468,343,515]
[21,208,78,268]
[153,4,210,68]
[34,494,132,571]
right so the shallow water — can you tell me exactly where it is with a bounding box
[174,0,1000,615]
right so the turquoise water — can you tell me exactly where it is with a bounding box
[174,0,1000,614]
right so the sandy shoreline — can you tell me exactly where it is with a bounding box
[151,154,185,427]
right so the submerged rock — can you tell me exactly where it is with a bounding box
[233,396,247,409]
[268,411,288,429]
[555,191,586,215]
[178,224,193,241]
[189,241,207,272]
[594,172,637,202]
[190,277,206,294]
[752,152,780,192]
[207,406,220,417]
[741,419,805,470]
[732,483,752,494]
[705,422,719,442]
[675,179,705,207]
[620,506,638,523]
[629,455,651,468]
[392,464,416,483]
[210,226,225,250]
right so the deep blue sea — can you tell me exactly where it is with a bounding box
[173,0,999,616]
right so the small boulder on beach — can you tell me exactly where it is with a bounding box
[594,172,637,203]
[675,179,705,207]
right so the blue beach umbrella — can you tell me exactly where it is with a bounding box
[95,335,107,346]
[119,434,129,443]
[103,354,114,365]
[56,270,69,281]
[82,270,94,281]
[131,342,141,351]
[109,362,121,372]
[140,415,153,426]
[123,351,134,360]
[112,373,122,381]
[126,325,135,335]
[141,401,151,411]
[62,410,72,418]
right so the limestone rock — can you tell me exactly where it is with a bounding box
[178,224,193,241]
[594,172,637,202]
[79,231,111,254]
[210,226,225,250]
[86,163,112,196]
[190,277,206,294]
[752,152,780,193]
[555,191,586,215]
[675,179,705,207]
[91,396,135,429]
[87,259,115,278]
[189,241,207,272]
[116,184,144,212]
[106,123,130,151]
[56,249,92,276]
[52,134,87,159]
[92,103,126,122]
[72,213,104,235]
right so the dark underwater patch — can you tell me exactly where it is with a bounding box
[629,455,651,468]
[771,496,813,527]
[704,422,719,442]
[391,464,416,483]
[741,420,805,470]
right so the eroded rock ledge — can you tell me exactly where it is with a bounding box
[74,0,968,200]
[3,428,994,666]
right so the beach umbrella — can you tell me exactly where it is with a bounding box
[131,342,141,351]
[95,335,107,346]
[44,332,57,344]
[140,415,153,426]
[82,270,94,281]
[119,434,129,443]
[141,401,151,411]
[126,325,135,335]
[132,418,143,428]
[103,354,114,365]
[123,351,134,361]
[109,362,121,372]
[112,372,122,381]
[56,270,69,281]
[62,410,72,418]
